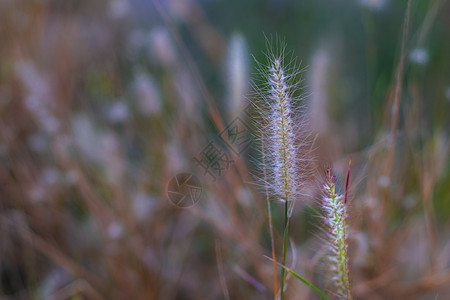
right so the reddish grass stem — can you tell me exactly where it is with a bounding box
[261,141,278,298]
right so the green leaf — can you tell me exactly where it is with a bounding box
[288,269,329,300]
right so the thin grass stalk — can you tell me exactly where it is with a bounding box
[381,0,411,214]
[280,202,289,299]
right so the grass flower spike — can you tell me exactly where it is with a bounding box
[267,57,300,216]
[254,44,309,218]
[253,41,311,299]
[322,169,351,300]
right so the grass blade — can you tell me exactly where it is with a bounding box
[287,269,330,300]
[264,255,329,300]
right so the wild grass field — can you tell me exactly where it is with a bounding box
[0,0,449,299]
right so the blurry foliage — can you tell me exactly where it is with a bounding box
[0,0,449,299]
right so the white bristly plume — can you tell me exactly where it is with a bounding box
[253,43,310,216]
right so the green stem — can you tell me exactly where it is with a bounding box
[280,200,289,299]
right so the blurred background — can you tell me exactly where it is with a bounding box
[0,0,449,299]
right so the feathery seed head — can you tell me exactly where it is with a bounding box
[251,40,312,217]
[322,168,351,299]
[258,53,306,216]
